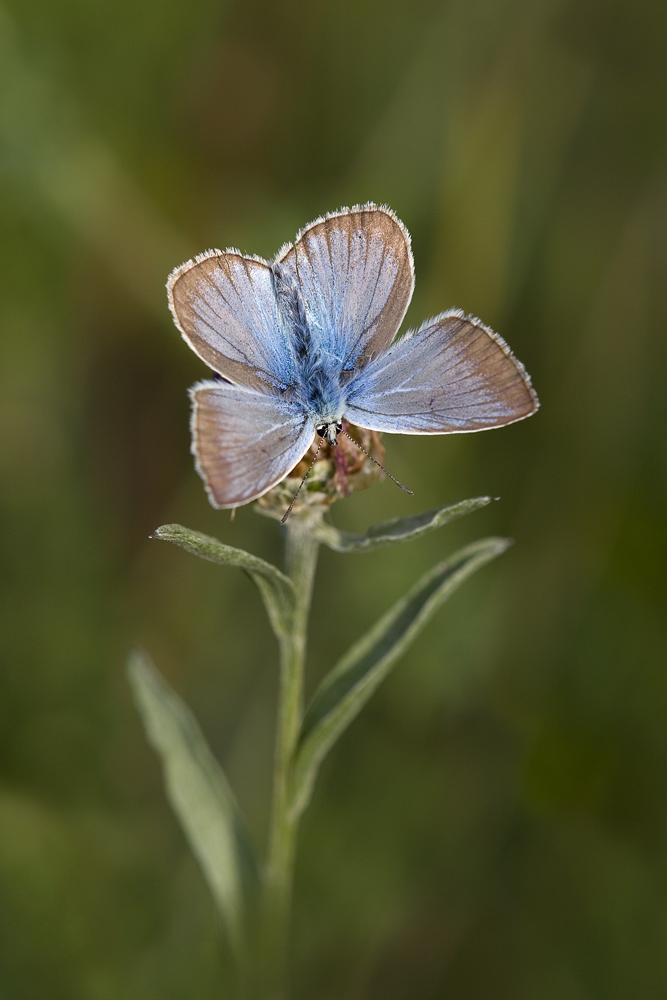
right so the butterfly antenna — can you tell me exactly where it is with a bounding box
[341,429,413,494]
[281,437,324,524]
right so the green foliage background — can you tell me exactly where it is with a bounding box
[1,0,666,995]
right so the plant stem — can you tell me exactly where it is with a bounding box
[263,516,320,997]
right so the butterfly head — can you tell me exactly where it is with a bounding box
[316,421,342,447]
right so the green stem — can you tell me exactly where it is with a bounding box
[263,516,320,997]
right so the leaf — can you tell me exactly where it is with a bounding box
[152,523,295,639]
[314,496,496,553]
[128,649,259,953]
[288,536,511,818]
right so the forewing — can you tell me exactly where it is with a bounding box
[344,310,539,433]
[276,204,414,373]
[168,251,293,393]
[191,383,314,508]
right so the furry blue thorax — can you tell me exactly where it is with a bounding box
[271,261,347,429]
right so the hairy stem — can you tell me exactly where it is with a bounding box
[263,516,320,997]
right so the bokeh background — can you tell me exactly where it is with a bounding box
[1,0,666,996]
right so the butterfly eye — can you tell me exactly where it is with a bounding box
[315,424,327,438]
[335,422,342,433]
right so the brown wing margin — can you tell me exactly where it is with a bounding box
[190,382,315,507]
[344,309,539,434]
[168,250,284,393]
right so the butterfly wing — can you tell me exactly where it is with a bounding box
[344,310,539,433]
[190,382,314,507]
[276,204,414,374]
[168,251,293,393]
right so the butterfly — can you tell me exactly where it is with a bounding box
[167,203,539,509]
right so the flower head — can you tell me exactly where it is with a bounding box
[255,422,384,521]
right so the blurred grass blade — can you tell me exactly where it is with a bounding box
[128,650,259,954]
[289,537,510,818]
[153,524,295,639]
[314,497,496,553]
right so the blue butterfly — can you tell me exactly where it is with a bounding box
[167,204,538,509]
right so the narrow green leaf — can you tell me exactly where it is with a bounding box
[127,649,259,953]
[152,524,295,639]
[289,537,511,818]
[314,496,496,553]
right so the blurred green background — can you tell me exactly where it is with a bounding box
[1,0,666,996]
